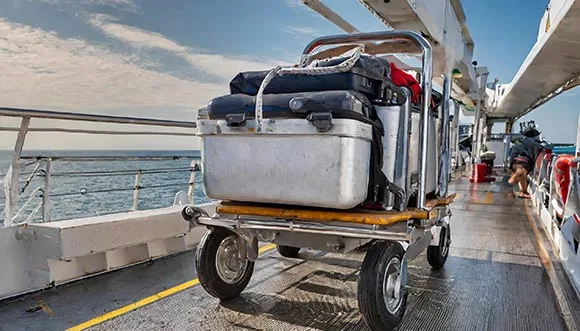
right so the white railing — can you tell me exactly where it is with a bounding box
[3,156,201,225]
[1,107,200,226]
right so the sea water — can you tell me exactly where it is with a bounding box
[552,145,576,155]
[0,150,210,223]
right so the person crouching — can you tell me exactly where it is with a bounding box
[508,155,532,198]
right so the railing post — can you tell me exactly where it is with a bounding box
[451,101,460,170]
[472,67,489,163]
[42,158,52,222]
[187,160,196,205]
[132,169,142,210]
[439,73,451,197]
[4,117,30,226]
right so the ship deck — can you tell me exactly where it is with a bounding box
[1,176,580,331]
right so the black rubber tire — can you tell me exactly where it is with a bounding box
[358,241,408,331]
[195,227,254,300]
[276,245,301,258]
[427,224,450,269]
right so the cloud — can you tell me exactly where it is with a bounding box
[88,14,288,82]
[88,14,187,52]
[85,0,138,10]
[31,0,140,13]
[284,0,302,8]
[0,17,214,149]
[281,25,321,38]
[283,0,322,18]
[0,12,298,149]
[0,18,227,114]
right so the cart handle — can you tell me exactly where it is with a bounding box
[254,45,364,132]
[300,30,430,58]
[302,30,433,210]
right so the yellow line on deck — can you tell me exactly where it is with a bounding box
[523,203,578,331]
[66,243,278,331]
[469,190,493,205]
[485,191,492,204]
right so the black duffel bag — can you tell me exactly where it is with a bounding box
[229,55,392,101]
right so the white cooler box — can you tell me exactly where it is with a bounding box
[375,105,438,196]
[197,118,373,209]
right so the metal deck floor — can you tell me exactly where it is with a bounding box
[1,178,579,331]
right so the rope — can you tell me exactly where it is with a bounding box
[254,45,365,131]
[255,66,282,131]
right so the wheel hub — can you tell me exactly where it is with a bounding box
[215,235,248,284]
[383,257,404,314]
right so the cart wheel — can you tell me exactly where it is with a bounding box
[358,241,408,331]
[276,245,301,258]
[195,227,254,300]
[427,224,451,269]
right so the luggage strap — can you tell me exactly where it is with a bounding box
[330,109,383,134]
[368,122,406,211]
[333,108,406,211]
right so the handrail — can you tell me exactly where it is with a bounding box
[49,165,198,178]
[19,155,199,162]
[0,127,196,136]
[0,107,197,128]
[2,159,201,223]
[1,106,201,225]
[301,30,429,56]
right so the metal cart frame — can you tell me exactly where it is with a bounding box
[183,30,455,331]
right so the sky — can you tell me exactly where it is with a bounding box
[461,0,579,143]
[0,0,575,150]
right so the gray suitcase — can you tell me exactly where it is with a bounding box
[197,91,375,209]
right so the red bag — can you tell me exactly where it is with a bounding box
[390,62,422,104]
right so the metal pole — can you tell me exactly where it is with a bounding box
[478,72,489,156]
[0,107,196,129]
[4,117,30,225]
[480,113,488,152]
[439,73,452,197]
[471,69,489,163]
[132,170,142,210]
[42,158,52,222]
[576,114,580,157]
[503,118,514,168]
[187,160,196,205]
[471,99,481,166]
[0,127,196,136]
[452,102,460,170]
[486,123,493,138]
[505,119,514,134]
[301,0,360,34]
[417,47,434,210]
[301,30,431,58]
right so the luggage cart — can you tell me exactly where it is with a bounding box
[183,30,456,331]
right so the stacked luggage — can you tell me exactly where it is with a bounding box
[197,51,439,211]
